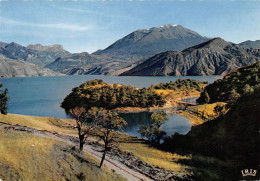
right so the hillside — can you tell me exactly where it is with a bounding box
[122,38,260,76]
[0,122,125,181]
[47,24,210,75]
[0,42,70,67]
[239,40,260,49]
[0,113,191,181]
[0,56,63,77]
[164,88,260,180]
[197,61,260,103]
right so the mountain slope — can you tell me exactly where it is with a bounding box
[0,56,63,77]
[0,42,70,67]
[122,38,260,76]
[239,40,260,49]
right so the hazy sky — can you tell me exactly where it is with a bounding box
[1,0,260,53]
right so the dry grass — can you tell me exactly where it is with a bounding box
[0,128,125,181]
[177,111,206,126]
[0,113,77,136]
[154,89,201,100]
[119,136,190,173]
[184,102,227,121]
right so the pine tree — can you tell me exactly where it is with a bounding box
[0,84,9,114]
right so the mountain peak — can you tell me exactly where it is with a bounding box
[160,24,179,28]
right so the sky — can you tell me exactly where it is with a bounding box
[0,0,260,53]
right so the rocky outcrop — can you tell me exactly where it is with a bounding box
[121,38,260,76]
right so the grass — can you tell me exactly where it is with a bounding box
[183,102,227,122]
[177,111,206,126]
[0,128,125,181]
[0,113,77,136]
[118,136,190,173]
[177,154,229,181]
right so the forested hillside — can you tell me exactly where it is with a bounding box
[197,61,260,104]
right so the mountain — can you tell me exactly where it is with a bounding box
[0,56,63,77]
[239,40,260,49]
[0,42,70,67]
[47,24,210,75]
[94,24,210,58]
[121,38,260,76]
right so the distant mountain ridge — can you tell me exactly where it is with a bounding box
[0,42,70,67]
[121,38,260,76]
[239,40,260,49]
[47,24,210,75]
[27,44,69,53]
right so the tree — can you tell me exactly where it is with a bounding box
[229,89,240,103]
[69,107,95,151]
[88,107,127,168]
[0,84,9,115]
[197,90,210,104]
[138,111,168,145]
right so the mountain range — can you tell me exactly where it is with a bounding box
[47,24,210,75]
[1,24,260,77]
[121,38,260,76]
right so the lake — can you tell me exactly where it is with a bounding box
[0,75,222,137]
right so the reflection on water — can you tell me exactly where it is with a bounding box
[0,75,221,137]
[119,109,191,137]
[181,97,199,104]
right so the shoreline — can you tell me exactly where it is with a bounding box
[113,95,199,113]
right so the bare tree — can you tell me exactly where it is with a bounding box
[69,107,95,151]
[88,107,127,168]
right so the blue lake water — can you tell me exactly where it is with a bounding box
[0,75,222,137]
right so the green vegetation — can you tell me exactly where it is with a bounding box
[62,79,207,113]
[0,129,125,181]
[153,79,206,92]
[61,79,165,111]
[197,61,260,104]
[138,111,168,144]
[0,83,9,114]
